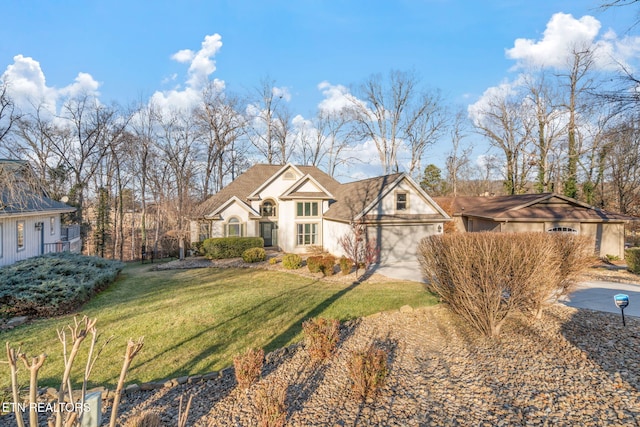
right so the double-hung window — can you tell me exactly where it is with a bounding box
[297,223,318,246]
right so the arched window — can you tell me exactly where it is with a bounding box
[226,217,242,237]
[262,200,276,217]
[547,226,578,234]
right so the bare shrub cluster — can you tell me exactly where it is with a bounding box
[253,379,288,427]
[302,317,340,362]
[233,347,265,390]
[418,232,595,337]
[347,345,389,399]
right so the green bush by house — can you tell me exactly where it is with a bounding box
[202,237,264,259]
[242,247,267,263]
[0,252,124,318]
[625,247,640,274]
[282,253,302,269]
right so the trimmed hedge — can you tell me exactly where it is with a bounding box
[242,247,266,263]
[282,253,302,270]
[625,247,640,274]
[202,237,264,259]
[0,252,124,318]
[307,255,323,273]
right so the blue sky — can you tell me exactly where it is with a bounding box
[2,0,639,178]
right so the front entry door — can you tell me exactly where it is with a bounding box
[260,222,276,247]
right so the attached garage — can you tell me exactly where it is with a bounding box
[369,223,438,264]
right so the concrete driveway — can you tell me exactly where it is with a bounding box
[375,261,640,318]
[375,261,425,282]
[559,280,640,318]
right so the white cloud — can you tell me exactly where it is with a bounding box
[506,13,640,71]
[272,86,291,102]
[1,54,100,115]
[317,81,364,114]
[467,75,525,126]
[506,13,601,69]
[152,33,225,113]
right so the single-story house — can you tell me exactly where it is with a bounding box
[433,193,637,258]
[192,163,450,264]
[0,159,80,268]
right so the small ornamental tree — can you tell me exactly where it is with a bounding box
[338,221,379,278]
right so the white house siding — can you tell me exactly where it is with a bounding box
[377,180,438,215]
[0,213,64,268]
[322,219,352,257]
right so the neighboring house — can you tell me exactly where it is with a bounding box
[434,193,636,258]
[0,159,80,268]
[192,163,450,264]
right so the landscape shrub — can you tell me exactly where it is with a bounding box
[234,347,264,389]
[319,255,336,276]
[550,234,596,299]
[202,237,264,260]
[0,252,124,318]
[625,247,640,274]
[302,317,340,361]
[339,256,354,275]
[282,253,302,270]
[254,379,287,427]
[268,257,279,265]
[347,345,389,399]
[243,247,267,263]
[418,233,564,337]
[306,255,323,273]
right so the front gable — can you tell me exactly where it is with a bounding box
[279,174,335,200]
[204,196,260,220]
[247,163,304,201]
[358,174,449,221]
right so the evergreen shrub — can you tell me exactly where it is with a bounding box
[202,237,264,259]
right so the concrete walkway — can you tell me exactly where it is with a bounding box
[375,261,640,318]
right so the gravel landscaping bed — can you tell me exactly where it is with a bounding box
[95,304,640,426]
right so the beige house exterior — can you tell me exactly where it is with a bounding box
[434,193,635,258]
[192,163,450,264]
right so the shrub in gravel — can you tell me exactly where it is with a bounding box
[254,379,287,427]
[0,252,124,318]
[302,317,340,361]
[347,345,389,399]
[243,247,267,263]
[339,256,354,275]
[419,232,596,336]
[306,255,323,273]
[319,255,336,276]
[234,347,265,389]
[625,247,640,274]
[282,253,302,270]
[268,257,279,265]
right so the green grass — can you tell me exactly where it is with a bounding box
[1,263,436,390]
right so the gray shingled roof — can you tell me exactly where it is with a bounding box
[323,173,404,221]
[433,193,637,222]
[0,189,75,216]
[193,164,341,218]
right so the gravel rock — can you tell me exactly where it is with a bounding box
[3,304,639,427]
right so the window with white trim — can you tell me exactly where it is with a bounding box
[50,216,56,235]
[396,192,408,211]
[297,223,319,245]
[225,217,243,237]
[17,220,25,251]
[261,200,276,217]
[547,226,578,234]
[296,201,318,217]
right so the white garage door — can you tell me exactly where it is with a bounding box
[371,224,436,264]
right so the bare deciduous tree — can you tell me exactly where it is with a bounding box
[351,70,445,175]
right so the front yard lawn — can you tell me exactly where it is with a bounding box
[1,263,436,389]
